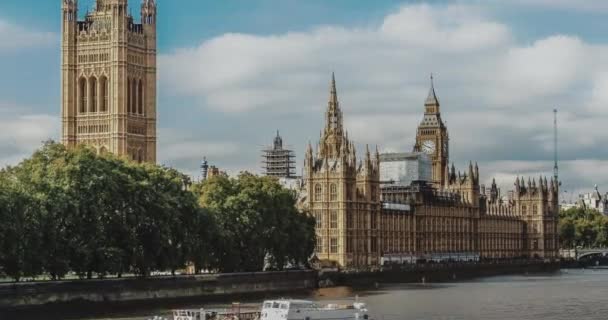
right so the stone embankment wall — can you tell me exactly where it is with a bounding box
[321,262,560,287]
[0,270,317,309]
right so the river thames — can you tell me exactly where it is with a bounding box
[84,269,608,320]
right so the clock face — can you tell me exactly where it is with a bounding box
[422,140,436,154]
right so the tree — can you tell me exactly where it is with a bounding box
[0,142,212,280]
[560,207,608,249]
[558,218,576,249]
[193,173,315,272]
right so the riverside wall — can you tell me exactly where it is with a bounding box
[0,270,317,310]
[321,262,561,287]
[0,262,561,312]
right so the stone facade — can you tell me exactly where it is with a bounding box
[302,74,382,268]
[301,74,559,268]
[61,0,157,163]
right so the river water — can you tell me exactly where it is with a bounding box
[87,269,608,320]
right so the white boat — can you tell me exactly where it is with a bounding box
[260,299,371,320]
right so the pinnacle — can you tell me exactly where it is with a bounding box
[425,73,440,106]
[329,72,338,107]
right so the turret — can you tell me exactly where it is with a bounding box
[142,0,157,25]
[468,161,474,183]
[62,0,78,34]
[490,178,499,203]
[374,145,380,171]
[305,142,314,174]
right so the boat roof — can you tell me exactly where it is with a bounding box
[263,299,314,304]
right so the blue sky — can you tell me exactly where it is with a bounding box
[2,0,608,198]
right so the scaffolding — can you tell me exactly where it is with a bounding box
[261,131,296,178]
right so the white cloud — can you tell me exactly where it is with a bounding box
[157,3,608,194]
[0,110,59,167]
[0,19,55,52]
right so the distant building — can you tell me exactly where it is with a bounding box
[379,152,431,186]
[200,157,209,181]
[570,185,608,215]
[207,166,225,179]
[199,157,225,181]
[262,131,296,178]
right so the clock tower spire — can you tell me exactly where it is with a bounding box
[414,74,449,187]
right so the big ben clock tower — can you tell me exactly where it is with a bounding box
[414,75,449,187]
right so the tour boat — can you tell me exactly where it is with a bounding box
[260,299,371,320]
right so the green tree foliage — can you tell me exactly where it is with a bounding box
[0,142,211,281]
[559,207,608,249]
[0,142,312,281]
[193,173,315,272]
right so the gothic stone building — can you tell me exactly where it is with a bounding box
[302,74,559,268]
[61,0,157,163]
[302,74,382,267]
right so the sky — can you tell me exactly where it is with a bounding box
[1,0,608,201]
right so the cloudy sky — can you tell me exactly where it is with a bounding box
[1,0,608,200]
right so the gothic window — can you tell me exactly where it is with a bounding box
[131,79,137,114]
[315,212,322,228]
[330,211,338,229]
[316,237,323,253]
[371,186,377,202]
[371,212,377,229]
[89,77,97,112]
[314,184,323,201]
[138,79,144,114]
[79,78,87,113]
[371,236,378,253]
[532,205,538,215]
[138,149,144,163]
[522,205,527,215]
[127,78,131,113]
[100,76,108,112]
[330,183,338,201]
[330,237,338,254]
[347,212,354,229]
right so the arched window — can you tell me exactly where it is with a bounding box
[138,79,144,114]
[314,184,323,202]
[315,212,322,229]
[330,184,338,201]
[99,76,108,112]
[132,79,137,114]
[79,77,87,113]
[89,77,97,112]
[330,211,338,229]
[138,149,144,163]
[127,78,131,113]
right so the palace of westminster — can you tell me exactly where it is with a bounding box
[60,0,558,268]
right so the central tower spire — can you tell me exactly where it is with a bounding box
[325,72,343,135]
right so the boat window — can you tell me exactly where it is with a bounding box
[272,302,280,309]
[280,303,289,309]
[264,303,272,308]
